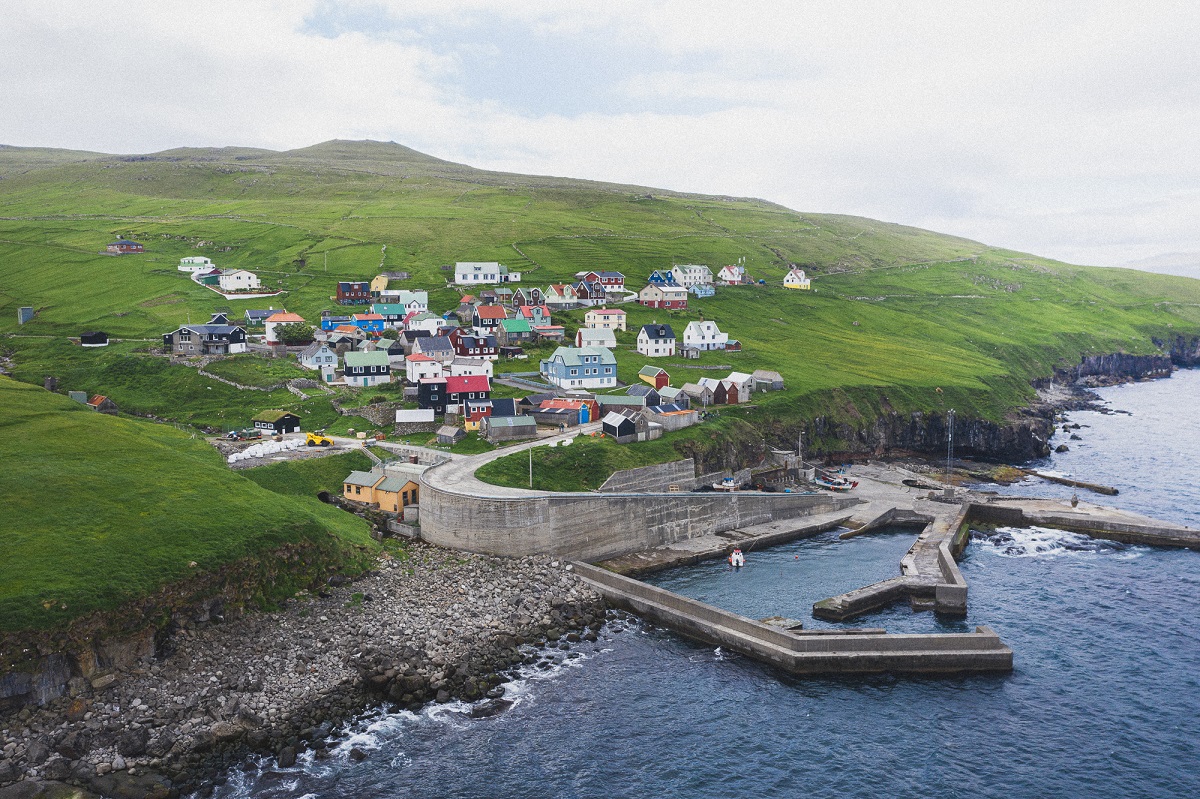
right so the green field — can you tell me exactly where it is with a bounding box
[0,376,375,633]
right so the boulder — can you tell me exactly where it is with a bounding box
[117,727,149,758]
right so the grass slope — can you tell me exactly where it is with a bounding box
[0,376,375,633]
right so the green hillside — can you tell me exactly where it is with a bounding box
[0,376,375,633]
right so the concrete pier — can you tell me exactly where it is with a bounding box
[574,563,1013,676]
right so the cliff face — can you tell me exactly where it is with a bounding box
[1162,334,1200,367]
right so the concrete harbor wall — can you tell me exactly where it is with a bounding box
[574,563,1013,676]
[419,485,853,561]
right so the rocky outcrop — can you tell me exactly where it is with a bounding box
[1052,351,1173,386]
[0,548,602,798]
[1159,334,1200,367]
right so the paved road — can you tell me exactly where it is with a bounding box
[420,422,602,499]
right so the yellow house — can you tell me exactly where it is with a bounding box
[371,274,389,294]
[342,469,419,512]
[584,307,627,332]
[783,268,811,290]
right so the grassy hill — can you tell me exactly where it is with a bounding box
[0,376,376,634]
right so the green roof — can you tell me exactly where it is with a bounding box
[500,318,532,333]
[372,303,408,315]
[375,476,413,492]
[343,470,384,488]
[344,351,390,367]
[251,409,296,423]
[596,395,644,406]
[486,416,536,428]
[639,365,666,377]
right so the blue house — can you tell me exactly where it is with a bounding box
[539,346,617,390]
[689,283,715,298]
[647,270,681,286]
[351,312,386,335]
[320,314,352,331]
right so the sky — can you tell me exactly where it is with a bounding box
[3,1,1199,268]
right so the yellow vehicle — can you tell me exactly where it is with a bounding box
[305,432,335,447]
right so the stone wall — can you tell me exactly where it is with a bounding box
[418,476,854,561]
[598,459,698,492]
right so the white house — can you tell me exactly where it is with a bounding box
[783,268,811,290]
[376,290,428,313]
[455,261,503,285]
[584,307,627,331]
[405,353,444,383]
[671,264,714,289]
[576,327,617,348]
[218,269,261,292]
[178,256,214,274]
[298,342,338,371]
[264,311,306,345]
[404,312,445,334]
[717,264,746,284]
[637,323,676,358]
[447,356,494,378]
[682,320,729,351]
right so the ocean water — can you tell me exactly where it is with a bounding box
[208,371,1200,799]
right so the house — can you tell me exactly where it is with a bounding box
[298,342,338,371]
[343,351,392,387]
[376,338,406,364]
[472,304,508,335]
[371,304,409,328]
[462,399,494,431]
[375,289,428,314]
[657,385,688,408]
[783,267,811,290]
[218,269,261,292]
[403,311,444,334]
[251,410,301,435]
[627,384,661,406]
[497,318,533,346]
[417,374,491,414]
[646,404,699,431]
[412,334,455,363]
[337,281,372,304]
[544,284,579,307]
[637,324,676,357]
[343,470,384,504]
[573,281,605,306]
[647,270,679,286]
[80,331,109,348]
[534,324,565,341]
[498,265,521,283]
[752,369,785,392]
[679,382,715,407]
[327,326,369,352]
[244,309,274,326]
[320,313,352,331]
[86,395,118,415]
[264,311,307,345]
[481,415,538,442]
[405,353,443,383]
[576,328,616,348]
[671,264,714,289]
[370,274,389,296]
[163,313,248,355]
[400,329,431,353]
[373,474,421,513]
[448,328,499,360]
[178,256,214,274]
[584,307,627,331]
[682,320,729,351]
[639,284,688,310]
[540,346,618,390]
[351,312,385,335]
[492,287,515,306]
[455,261,503,285]
[448,356,494,378]
[689,283,715,298]
[714,380,741,405]
[436,425,465,445]
[106,239,143,254]
[575,271,625,290]
[511,287,543,307]
[193,268,222,286]
[517,305,553,326]
[602,412,662,444]
[717,264,747,284]
[539,397,597,424]
[725,371,755,397]
[638,365,670,390]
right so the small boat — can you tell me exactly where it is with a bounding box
[713,477,739,492]
[814,470,858,492]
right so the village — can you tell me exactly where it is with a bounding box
[63,245,816,524]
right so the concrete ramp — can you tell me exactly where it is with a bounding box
[574,563,1013,676]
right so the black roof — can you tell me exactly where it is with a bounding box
[490,398,518,417]
[640,323,675,339]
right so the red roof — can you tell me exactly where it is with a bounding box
[266,311,305,323]
[333,325,360,334]
[474,305,508,320]
[445,374,491,394]
[354,313,384,321]
[87,395,108,407]
[406,353,436,362]
[541,398,587,411]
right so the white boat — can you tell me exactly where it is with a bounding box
[713,477,739,491]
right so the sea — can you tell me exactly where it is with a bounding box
[208,370,1199,799]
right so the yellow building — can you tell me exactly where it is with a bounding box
[342,469,419,512]
[371,274,389,294]
[584,307,627,332]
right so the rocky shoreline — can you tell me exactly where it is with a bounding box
[0,545,604,799]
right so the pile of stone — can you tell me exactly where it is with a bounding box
[0,546,603,798]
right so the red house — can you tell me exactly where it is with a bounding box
[337,281,371,305]
[106,239,144,254]
[575,270,625,289]
[448,328,498,359]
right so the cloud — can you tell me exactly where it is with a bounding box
[2,1,1198,265]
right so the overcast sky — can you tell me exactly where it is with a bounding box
[4,1,1199,267]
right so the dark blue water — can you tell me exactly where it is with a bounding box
[211,371,1200,798]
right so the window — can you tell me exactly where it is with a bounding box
[355,486,362,495]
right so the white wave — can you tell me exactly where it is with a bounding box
[974,525,1141,559]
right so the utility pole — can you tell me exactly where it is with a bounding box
[529,445,533,489]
